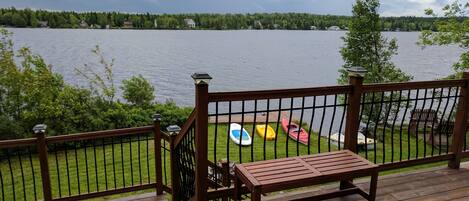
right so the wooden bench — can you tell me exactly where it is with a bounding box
[233,150,378,201]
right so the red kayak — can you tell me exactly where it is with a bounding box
[281,118,309,145]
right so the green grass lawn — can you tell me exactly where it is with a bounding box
[0,123,464,201]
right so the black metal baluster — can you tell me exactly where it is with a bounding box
[146,134,150,184]
[438,87,451,155]
[416,89,428,159]
[338,94,348,151]
[227,101,232,164]
[120,137,125,187]
[6,150,15,201]
[328,95,337,152]
[381,91,393,163]
[55,144,62,197]
[408,89,419,160]
[298,97,306,155]
[138,135,142,185]
[362,94,371,159]
[213,102,219,186]
[251,100,257,162]
[432,88,444,156]
[399,90,411,161]
[163,141,168,185]
[64,144,71,196]
[74,142,81,194]
[318,95,327,153]
[390,91,402,162]
[424,89,436,158]
[84,143,90,192]
[307,96,317,154]
[111,137,117,189]
[372,92,385,163]
[28,147,37,200]
[263,99,270,160]
[129,136,134,186]
[239,100,245,163]
[102,138,109,189]
[17,150,26,201]
[286,97,294,157]
[274,98,282,159]
[446,87,459,154]
[93,140,99,191]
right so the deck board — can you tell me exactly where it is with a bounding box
[117,162,469,201]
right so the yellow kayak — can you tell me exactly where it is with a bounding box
[255,124,276,140]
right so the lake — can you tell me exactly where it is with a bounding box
[7,28,463,106]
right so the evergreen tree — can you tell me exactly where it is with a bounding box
[338,0,412,84]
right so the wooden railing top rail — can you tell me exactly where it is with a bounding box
[0,137,37,149]
[208,85,352,102]
[362,79,466,92]
[173,109,196,146]
[46,125,155,143]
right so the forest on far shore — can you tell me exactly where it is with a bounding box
[0,7,459,31]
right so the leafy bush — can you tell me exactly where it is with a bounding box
[0,29,192,139]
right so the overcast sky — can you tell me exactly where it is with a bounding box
[0,0,461,17]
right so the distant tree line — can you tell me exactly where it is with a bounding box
[0,7,460,31]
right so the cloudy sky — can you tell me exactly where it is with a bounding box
[0,0,459,17]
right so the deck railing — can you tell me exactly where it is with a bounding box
[1,71,469,201]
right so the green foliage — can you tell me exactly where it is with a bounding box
[338,0,412,85]
[121,75,155,107]
[0,7,446,31]
[0,29,192,139]
[338,0,413,123]
[419,0,469,78]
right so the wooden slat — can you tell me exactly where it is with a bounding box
[311,158,363,168]
[244,159,298,170]
[256,170,316,182]
[248,163,304,174]
[251,166,310,177]
[316,161,368,172]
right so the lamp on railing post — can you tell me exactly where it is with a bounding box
[449,71,469,169]
[341,67,366,190]
[192,72,211,201]
[33,124,53,201]
[153,114,164,195]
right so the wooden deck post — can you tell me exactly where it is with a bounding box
[344,67,366,153]
[33,124,53,201]
[449,72,469,169]
[169,133,181,201]
[153,114,164,195]
[192,72,212,201]
[341,67,365,190]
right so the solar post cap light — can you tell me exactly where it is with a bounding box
[347,66,367,77]
[167,125,182,135]
[191,72,212,85]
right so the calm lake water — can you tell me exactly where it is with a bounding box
[8,28,463,106]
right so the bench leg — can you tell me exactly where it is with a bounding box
[251,187,261,201]
[368,171,378,201]
[340,180,354,190]
[234,176,242,201]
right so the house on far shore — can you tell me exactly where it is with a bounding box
[273,24,280,29]
[123,20,133,29]
[79,20,89,28]
[310,26,317,30]
[105,24,110,29]
[38,21,48,28]
[327,26,341,31]
[184,19,196,29]
[154,19,158,29]
[253,20,263,29]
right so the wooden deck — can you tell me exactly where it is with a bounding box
[117,162,469,201]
